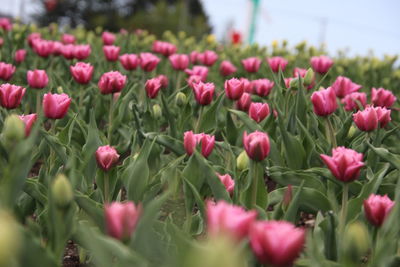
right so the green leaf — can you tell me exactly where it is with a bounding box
[198,91,225,133]
[125,138,156,202]
[268,186,331,212]
[228,109,262,132]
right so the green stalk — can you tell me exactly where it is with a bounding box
[249,160,262,209]
[339,183,349,237]
[325,117,337,148]
[195,106,203,133]
[104,172,110,203]
[36,90,41,114]
[108,94,114,143]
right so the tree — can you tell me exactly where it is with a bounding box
[34,0,211,38]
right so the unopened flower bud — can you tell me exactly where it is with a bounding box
[0,211,22,267]
[236,150,249,171]
[2,115,25,146]
[51,174,74,208]
[57,86,64,94]
[185,235,248,267]
[347,125,357,138]
[152,104,162,120]
[304,68,314,85]
[342,222,370,264]
[289,78,299,88]
[175,92,187,107]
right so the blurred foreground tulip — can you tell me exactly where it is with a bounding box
[364,194,395,227]
[105,201,141,241]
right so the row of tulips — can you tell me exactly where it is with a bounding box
[0,17,400,267]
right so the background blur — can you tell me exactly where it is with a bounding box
[0,0,399,57]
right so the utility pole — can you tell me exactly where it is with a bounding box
[247,0,261,44]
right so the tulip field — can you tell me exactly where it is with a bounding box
[1,17,400,267]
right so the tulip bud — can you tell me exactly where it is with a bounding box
[289,78,299,88]
[57,86,64,94]
[347,125,357,138]
[2,115,25,146]
[175,92,187,107]
[51,174,74,208]
[303,68,314,86]
[152,104,162,120]
[342,222,369,264]
[0,211,22,267]
[185,235,248,267]
[236,150,249,171]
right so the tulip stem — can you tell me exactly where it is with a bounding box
[195,106,203,132]
[325,117,337,148]
[108,95,114,143]
[104,172,110,203]
[339,183,349,237]
[250,160,260,209]
[36,91,41,114]
[175,71,182,92]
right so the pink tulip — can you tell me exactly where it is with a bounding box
[73,44,91,60]
[156,74,168,88]
[102,31,116,45]
[61,44,75,60]
[139,52,160,72]
[224,78,244,100]
[61,33,76,44]
[51,41,63,56]
[284,77,294,89]
[267,56,288,73]
[206,200,257,241]
[27,70,49,89]
[197,50,218,66]
[242,57,261,73]
[249,102,270,123]
[14,49,27,64]
[219,60,237,76]
[32,39,54,58]
[103,45,120,62]
[310,87,338,116]
[375,106,391,128]
[152,41,177,57]
[216,173,235,195]
[105,201,141,240]
[243,131,270,161]
[187,75,203,88]
[250,221,305,267]
[353,106,391,131]
[236,92,252,111]
[252,79,274,97]
[27,33,41,47]
[169,54,189,71]
[331,76,362,98]
[145,78,162,99]
[364,194,395,227]
[98,71,127,94]
[371,88,396,108]
[241,78,253,93]
[0,18,12,31]
[192,82,215,105]
[320,147,364,182]
[42,93,71,119]
[0,62,16,81]
[18,113,37,136]
[310,55,334,74]
[0,83,25,109]
[341,92,367,111]
[119,53,140,71]
[95,145,120,171]
[185,66,208,82]
[183,131,215,158]
[70,62,94,84]
[190,51,200,64]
